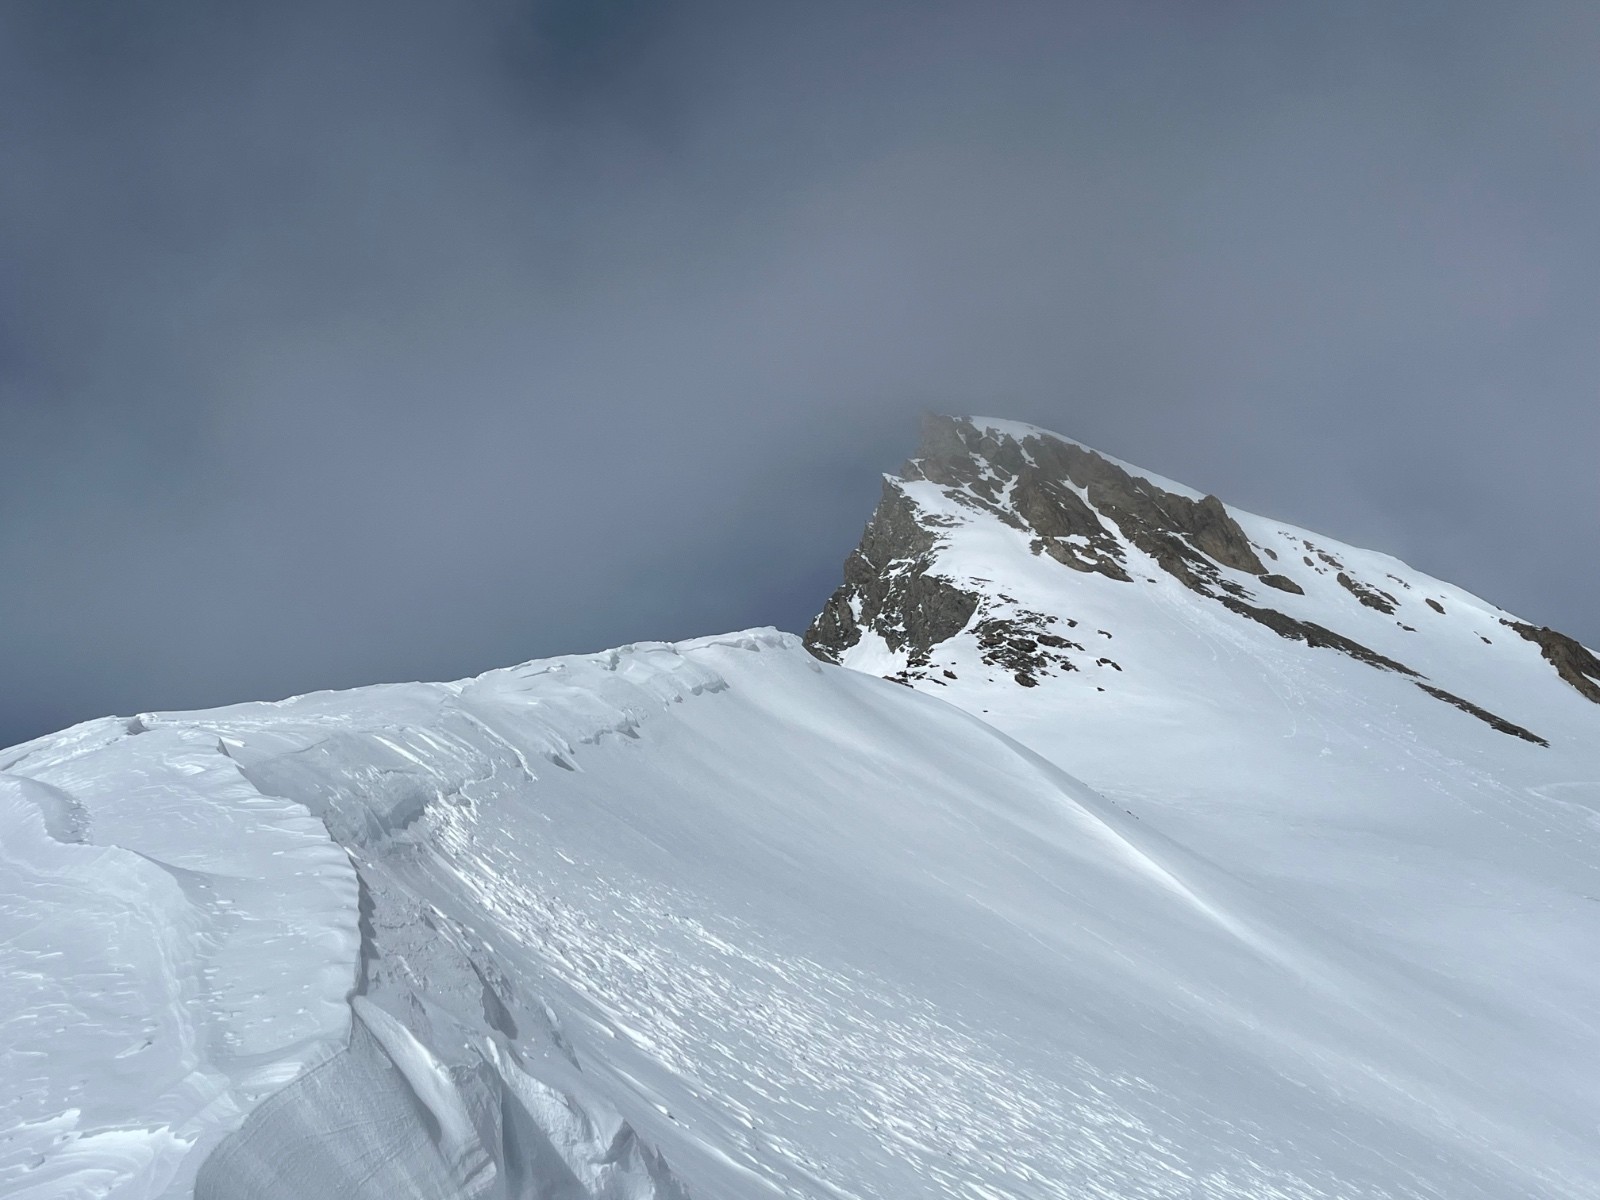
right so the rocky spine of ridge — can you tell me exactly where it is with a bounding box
[805,415,1563,745]
[1502,621,1600,705]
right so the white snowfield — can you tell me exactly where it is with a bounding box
[4,425,1599,1200]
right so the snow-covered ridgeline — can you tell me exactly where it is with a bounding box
[0,632,769,1199]
[7,625,1600,1199]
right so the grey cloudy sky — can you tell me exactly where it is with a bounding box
[2,0,1596,749]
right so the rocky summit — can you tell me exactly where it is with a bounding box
[807,414,1596,745]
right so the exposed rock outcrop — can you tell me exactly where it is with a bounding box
[1502,621,1600,705]
[805,481,979,668]
[972,610,1085,688]
[1335,572,1399,614]
[1260,574,1305,595]
[1215,598,1417,675]
[1415,684,1549,746]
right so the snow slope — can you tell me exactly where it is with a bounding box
[812,416,1600,1195]
[0,720,359,1199]
[4,419,1599,1200]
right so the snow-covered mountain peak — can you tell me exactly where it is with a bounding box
[806,413,1598,749]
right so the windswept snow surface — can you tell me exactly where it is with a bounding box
[5,620,1598,1198]
[0,721,359,1198]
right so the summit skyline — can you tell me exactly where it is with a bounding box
[4,1,1597,749]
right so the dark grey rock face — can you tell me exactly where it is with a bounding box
[804,481,979,667]
[1014,430,1266,587]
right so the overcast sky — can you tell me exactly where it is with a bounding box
[2,0,1596,748]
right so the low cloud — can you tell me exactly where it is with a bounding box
[2,0,1595,745]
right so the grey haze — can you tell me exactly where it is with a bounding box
[1,0,1596,749]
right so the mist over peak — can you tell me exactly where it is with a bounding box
[3,1,1596,750]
